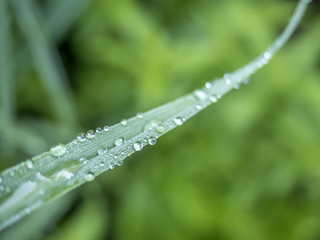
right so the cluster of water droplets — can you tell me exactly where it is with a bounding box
[189,82,222,112]
[72,125,111,145]
[0,158,36,195]
[42,58,260,186]
[45,73,254,184]
[80,113,170,181]
[68,112,163,182]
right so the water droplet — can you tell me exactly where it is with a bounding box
[98,148,107,155]
[224,74,232,85]
[115,137,124,146]
[80,157,87,164]
[209,95,218,103]
[55,170,74,180]
[156,125,166,133]
[148,137,157,145]
[263,51,271,60]
[137,112,144,118]
[0,177,2,183]
[109,164,115,170]
[96,127,103,133]
[195,105,202,110]
[133,142,143,151]
[84,172,95,182]
[144,120,160,131]
[99,162,105,167]
[50,144,67,157]
[121,119,128,126]
[26,160,33,169]
[173,117,184,126]
[205,82,212,88]
[116,160,123,166]
[193,90,207,101]
[103,126,109,132]
[86,130,96,139]
[233,84,240,90]
[76,133,86,142]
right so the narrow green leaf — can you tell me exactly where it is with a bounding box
[10,0,77,125]
[0,0,311,232]
[0,0,15,154]
[46,0,92,41]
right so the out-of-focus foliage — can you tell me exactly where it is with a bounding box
[0,0,319,239]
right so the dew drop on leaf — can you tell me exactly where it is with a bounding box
[233,84,240,90]
[116,160,123,166]
[264,51,271,59]
[144,120,160,131]
[137,112,144,118]
[205,82,212,88]
[84,172,95,182]
[133,142,143,151]
[121,119,128,126]
[224,73,232,85]
[196,105,202,110]
[193,90,207,101]
[209,95,218,103]
[26,160,33,169]
[86,130,96,139]
[98,148,107,155]
[95,127,103,133]
[50,144,67,157]
[76,133,86,142]
[55,170,74,180]
[80,158,87,165]
[148,137,157,145]
[115,137,124,146]
[173,117,184,126]
[155,125,166,133]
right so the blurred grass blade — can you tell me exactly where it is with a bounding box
[0,0,13,119]
[0,0,15,154]
[11,0,77,125]
[0,0,311,232]
[13,0,91,96]
[46,0,92,41]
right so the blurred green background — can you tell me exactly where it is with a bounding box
[0,0,320,239]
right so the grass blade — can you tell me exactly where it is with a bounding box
[0,0,311,232]
[11,0,77,125]
[0,0,15,154]
[45,0,92,41]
